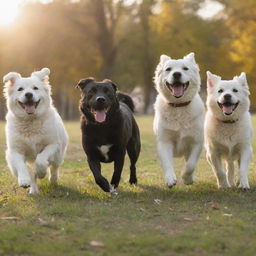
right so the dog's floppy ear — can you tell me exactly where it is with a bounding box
[76,77,94,90]
[31,68,50,83]
[103,79,117,91]
[206,71,221,88]
[3,72,21,87]
[183,52,196,64]
[160,54,170,64]
[235,72,249,89]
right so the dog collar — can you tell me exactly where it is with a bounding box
[218,119,238,124]
[168,101,191,107]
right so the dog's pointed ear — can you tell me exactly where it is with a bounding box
[206,71,221,88]
[235,72,249,88]
[31,68,50,83]
[76,77,94,90]
[160,54,170,64]
[3,72,21,87]
[103,79,117,91]
[183,52,196,63]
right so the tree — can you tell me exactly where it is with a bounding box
[88,0,125,78]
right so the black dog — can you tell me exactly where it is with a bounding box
[76,78,141,192]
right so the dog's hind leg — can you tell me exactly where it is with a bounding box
[35,144,58,179]
[182,144,202,185]
[208,153,229,188]
[237,148,252,189]
[6,150,31,188]
[225,161,235,187]
[49,165,59,186]
[111,151,126,189]
[88,158,110,192]
[127,138,140,185]
[29,172,39,195]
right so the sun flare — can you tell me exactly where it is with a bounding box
[0,0,22,25]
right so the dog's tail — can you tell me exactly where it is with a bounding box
[117,92,135,112]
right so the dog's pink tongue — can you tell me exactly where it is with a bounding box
[24,104,36,114]
[94,111,106,123]
[172,85,184,98]
[222,105,233,115]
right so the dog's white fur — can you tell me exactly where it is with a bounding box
[3,68,68,194]
[153,53,205,187]
[205,71,253,189]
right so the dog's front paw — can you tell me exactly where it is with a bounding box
[110,184,118,195]
[182,173,194,185]
[18,176,31,188]
[237,178,250,190]
[165,173,177,188]
[29,185,39,195]
[35,156,49,179]
[96,176,111,192]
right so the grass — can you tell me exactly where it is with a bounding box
[0,115,256,256]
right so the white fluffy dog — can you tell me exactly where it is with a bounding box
[205,71,253,189]
[154,53,205,187]
[3,68,68,194]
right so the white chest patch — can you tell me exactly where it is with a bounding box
[98,144,112,161]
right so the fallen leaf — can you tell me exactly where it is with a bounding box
[89,240,105,248]
[223,213,233,217]
[0,216,20,220]
[211,203,220,210]
[206,216,210,220]
[154,199,162,205]
[38,218,48,225]
[184,217,192,221]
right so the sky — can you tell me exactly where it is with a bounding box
[0,0,224,25]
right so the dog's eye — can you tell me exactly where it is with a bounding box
[233,88,238,93]
[183,67,189,71]
[33,86,38,90]
[17,87,24,91]
[218,89,223,93]
[91,87,97,93]
[166,67,172,72]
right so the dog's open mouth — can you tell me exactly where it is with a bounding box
[19,100,40,115]
[166,81,189,98]
[91,107,110,123]
[217,101,239,115]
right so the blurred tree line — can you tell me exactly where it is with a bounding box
[0,0,255,119]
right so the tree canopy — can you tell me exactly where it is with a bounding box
[0,0,255,119]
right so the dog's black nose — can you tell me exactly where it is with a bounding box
[173,72,181,79]
[25,92,33,99]
[96,97,106,103]
[224,94,232,100]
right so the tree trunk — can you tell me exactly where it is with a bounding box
[90,0,121,78]
[140,0,155,113]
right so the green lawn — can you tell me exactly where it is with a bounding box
[0,116,256,256]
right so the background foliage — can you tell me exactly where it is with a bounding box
[0,0,255,119]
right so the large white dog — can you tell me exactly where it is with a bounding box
[205,71,253,189]
[154,53,205,187]
[3,68,68,194]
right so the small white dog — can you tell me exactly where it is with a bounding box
[205,71,253,189]
[3,68,68,194]
[154,53,205,187]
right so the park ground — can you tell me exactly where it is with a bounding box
[0,116,256,256]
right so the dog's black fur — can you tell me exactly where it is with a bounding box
[76,77,141,192]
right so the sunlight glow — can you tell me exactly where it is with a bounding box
[0,0,22,25]
[197,0,224,19]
